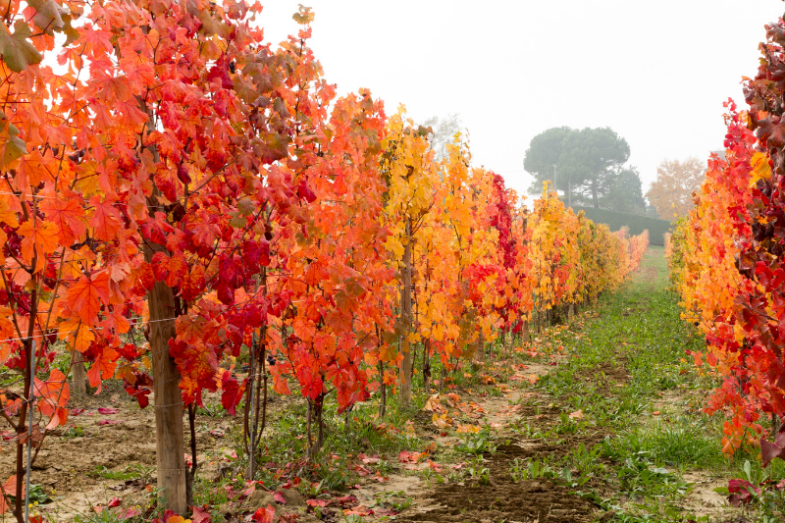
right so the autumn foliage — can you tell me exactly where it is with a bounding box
[671,16,785,460]
[0,0,648,518]
[646,157,705,221]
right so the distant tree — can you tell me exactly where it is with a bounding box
[646,157,705,220]
[422,113,462,160]
[601,166,646,214]
[523,126,572,196]
[524,127,630,208]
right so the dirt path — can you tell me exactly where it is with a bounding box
[389,349,603,523]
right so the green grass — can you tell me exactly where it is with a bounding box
[522,247,740,520]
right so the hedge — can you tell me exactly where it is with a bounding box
[570,206,671,246]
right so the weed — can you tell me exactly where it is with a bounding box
[455,427,496,455]
[61,425,85,439]
[90,463,155,483]
[509,458,555,482]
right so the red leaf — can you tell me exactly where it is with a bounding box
[133,262,156,293]
[97,407,119,415]
[151,251,188,288]
[761,437,785,467]
[181,264,205,302]
[155,166,180,202]
[191,506,211,523]
[220,373,243,416]
[108,497,122,508]
[219,255,244,289]
[87,346,120,392]
[273,491,286,504]
[251,505,275,523]
[141,212,174,246]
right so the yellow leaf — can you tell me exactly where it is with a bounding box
[749,152,771,188]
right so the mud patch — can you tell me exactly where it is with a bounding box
[577,361,631,395]
[403,445,596,523]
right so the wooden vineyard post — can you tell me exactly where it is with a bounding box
[147,276,187,514]
[70,349,87,397]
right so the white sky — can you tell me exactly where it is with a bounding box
[259,1,785,199]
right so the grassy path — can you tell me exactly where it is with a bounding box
[399,247,759,523]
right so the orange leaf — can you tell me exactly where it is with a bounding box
[40,197,87,245]
[67,272,110,325]
[89,197,122,242]
[18,219,58,271]
[34,369,69,418]
[59,317,95,352]
[0,474,21,512]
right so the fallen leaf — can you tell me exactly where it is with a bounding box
[398,451,422,463]
[98,419,125,426]
[456,424,480,434]
[251,505,275,523]
[568,409,584,420]
[97,407,119,415]
[343,506,373,516]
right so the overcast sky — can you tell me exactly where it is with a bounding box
[260,1,785,199]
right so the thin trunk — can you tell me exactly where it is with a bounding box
[306,399,312,458]
[422,339,431,393]
[14,287,38,523]
[378,360,386,418]
[399,219,413,408]
[474,330,485,362]
[591,178,599,209]
[185,404,197,508]
[314,394,325,455]
[242,335,255,465]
